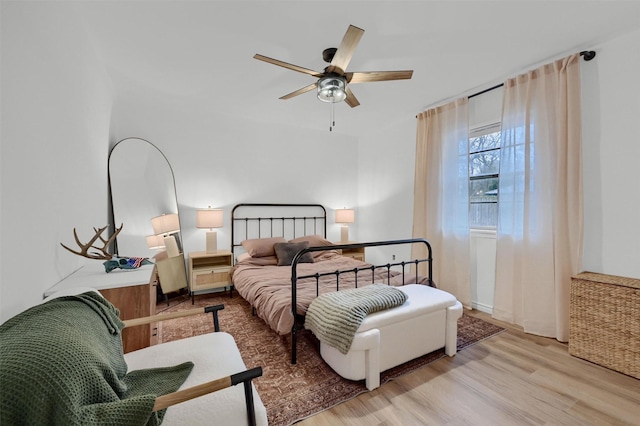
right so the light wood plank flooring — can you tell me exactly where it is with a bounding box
[298,311,640,426]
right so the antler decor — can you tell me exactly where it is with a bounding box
[60,224,123,260]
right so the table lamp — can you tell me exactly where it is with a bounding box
[151,213,181,257]
[145,234,166,251]
[151,213,180,236]
[196,207,224,253]
[335,208,355,243]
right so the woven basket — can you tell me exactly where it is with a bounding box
[569,272,640,379]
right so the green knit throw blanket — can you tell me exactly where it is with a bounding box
[304,284,408,354]
[0,292,193,425]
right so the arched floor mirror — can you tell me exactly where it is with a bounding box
[108,137,188,302]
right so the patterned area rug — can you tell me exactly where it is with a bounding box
[157,292,504,426]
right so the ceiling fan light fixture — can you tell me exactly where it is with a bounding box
[317,76,347,103]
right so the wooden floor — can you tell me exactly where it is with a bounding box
[298,311,640,426]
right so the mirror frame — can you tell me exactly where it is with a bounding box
[107,137,182,258]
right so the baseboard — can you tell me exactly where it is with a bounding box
[471,301,493,314]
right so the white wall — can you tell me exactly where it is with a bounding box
[469,230,496,313]
[357,118,417,265]
[109,86,360,258]
[1,2,113,322]
[581,28,640,279]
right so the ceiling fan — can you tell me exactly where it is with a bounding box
[253,24,413,108]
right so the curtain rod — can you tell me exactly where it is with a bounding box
[468,50,595,99]
[418,50,596,115]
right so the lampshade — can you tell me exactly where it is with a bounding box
[196,208,224,229]
[317,76,347,103]
[196,207,223,253]
[145,234,165,250]
[336,208,355,243]
[335,208,355,224]
[151,213,180,235]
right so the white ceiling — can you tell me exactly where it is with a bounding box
[73,1,640,137]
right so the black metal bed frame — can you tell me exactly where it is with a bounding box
[230,204,433,365]
[231,203,327,263]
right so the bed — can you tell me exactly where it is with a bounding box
[229,203,433,363]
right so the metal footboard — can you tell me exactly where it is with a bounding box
[289,238,433,364]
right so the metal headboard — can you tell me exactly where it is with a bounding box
[231,203,327,263]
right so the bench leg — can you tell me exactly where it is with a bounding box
[445,301,463,356]
[354,329,380,391]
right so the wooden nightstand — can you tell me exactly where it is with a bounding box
[43,263,157,353]
[188,250,233,303]
[336,242,365,262]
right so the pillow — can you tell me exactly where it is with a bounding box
[241,237,286,257]
[273,242,315,266]
[289,235,339,261]
[244,255,279,266]
[234,254,278,266]
[289,235,334,247]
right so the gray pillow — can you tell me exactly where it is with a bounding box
[274,242,315,266]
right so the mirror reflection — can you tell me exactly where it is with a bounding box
[109,137,180,257]
[108,137,188,300]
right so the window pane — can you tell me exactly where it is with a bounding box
[469,131,501,153]
[469,176,498,228]
[468,127,500,228]
[470,177,499,200]
[470,150,500,177]
[469,203,498,227]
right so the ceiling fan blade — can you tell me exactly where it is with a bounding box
[279,83,318,100]
[254,54,324,77]
[326,25,364,75]
[346,70,414,84]
[344,86,360,108]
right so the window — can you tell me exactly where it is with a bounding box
[469,123,501,228]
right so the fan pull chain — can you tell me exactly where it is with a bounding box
[329,102,336,132]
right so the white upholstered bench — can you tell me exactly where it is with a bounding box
[319,284,463,390]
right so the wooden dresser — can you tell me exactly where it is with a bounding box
[44,262,157,353]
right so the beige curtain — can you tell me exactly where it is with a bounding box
[493,54,583,341]
[412,98,471,307]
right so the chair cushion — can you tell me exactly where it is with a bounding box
[124,332,268,426]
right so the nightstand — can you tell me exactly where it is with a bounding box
[336,242,365,262]
[188,250,233,303]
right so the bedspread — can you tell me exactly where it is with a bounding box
[231,252,419,335]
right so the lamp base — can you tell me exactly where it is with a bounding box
[164,235,180,258]
[205,231,218,253]
[340,226,349,243]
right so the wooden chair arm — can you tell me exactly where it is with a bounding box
[123,304,225,331]
[153,366,263,426]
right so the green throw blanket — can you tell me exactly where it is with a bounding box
[0,292,193,425]
[304,284,408,354]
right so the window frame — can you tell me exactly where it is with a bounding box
[468,122,501,230]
